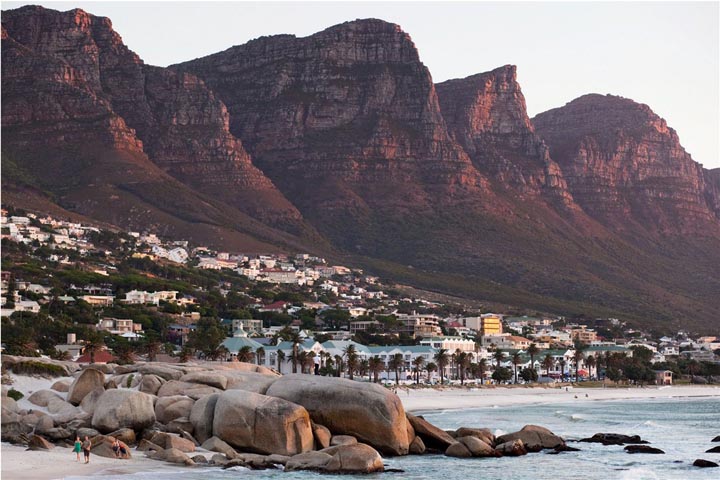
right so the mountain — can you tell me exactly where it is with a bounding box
[533,94,720,235]
[3,6,719,331]
[1,6,317,250]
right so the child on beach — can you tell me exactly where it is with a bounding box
[72,436,82,462]
[82,436,92,464]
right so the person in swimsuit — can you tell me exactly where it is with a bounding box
[72,436,82,462]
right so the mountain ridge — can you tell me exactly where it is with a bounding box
[3,6,719,331]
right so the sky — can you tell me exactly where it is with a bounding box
[4,1,720,168]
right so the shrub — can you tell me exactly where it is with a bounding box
[7,388,24,401]
[126,373,134,389]
[10,360,68,378]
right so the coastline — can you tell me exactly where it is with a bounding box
[3,384,719,480]
[400,384,720,412]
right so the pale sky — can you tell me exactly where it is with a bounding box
[4,1,719,168]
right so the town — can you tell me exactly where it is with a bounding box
[2,207,719,387]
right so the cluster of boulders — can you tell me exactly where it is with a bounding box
[576,432,720,467]
[1,356,572,473]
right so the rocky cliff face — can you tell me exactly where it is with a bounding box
[1,5,304,231]
[436,66,574,207]
[174,19,492,222]
[533,94,720,235]
[3,6,720,330]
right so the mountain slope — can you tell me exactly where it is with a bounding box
[3,7,719,331]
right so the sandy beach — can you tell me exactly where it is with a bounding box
[400,384,720,412]
[0,442,189,480]
[3,384,719,479]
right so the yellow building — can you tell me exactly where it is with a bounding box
[480,314,503,335]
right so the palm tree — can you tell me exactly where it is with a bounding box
[255,346,265,366]
[493,349,504,370]
[512,352,521,383]
[297,351,308,373]
[277,350,286,373]
[358,359,369,380]
[426,362,438,383]
[542,354,553,379]
[457,352,471,386]
[334,355,344,377]
[527,343,540,382]
[573,342,587,383]
[83,336,104,364]
[586,355,596,379]
[388,353,404,385]
[344,344,359,380]
[290,332,302,374]
[237,345,255,363]
[477,358,488,384]
[304,351,316,374]
[412,356,425,384]
[559,358,567,381]
[205,344,229,361]
[434,348,450,385]
[369,356,384,383]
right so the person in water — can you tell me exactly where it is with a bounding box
[82,436,92,464]
[72,436,82,462]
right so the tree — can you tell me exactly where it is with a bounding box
[205,344,229,361]
[542,354,554,378]
[586,355,596,379]
[358,359,369,380]
[255,346,265,366]
[493,349,504,370]
[113,341,135,365]
[83,332,105,364]
[288,331,302,374]
[187,317,228,361]
[477,358,488,384]
[388,353,404,385]
[369,356,384,383]
[512,352,521,384]
[492,366,513,383]
[434,349,450,385]
[412,356,425,384]
[520,367,538,382]
[559,358,567,380]
[606,366,623,384]
[344,344,359,380]
[237,346,255,363]
[277,350,286,373]
[573,342,587,383]
[426,362,438,383]
[527,343,540,382]
[178,346,194,363]
[457,352,471,386]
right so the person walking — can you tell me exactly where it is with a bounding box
[82,436,92,464]
[72,436,82,462]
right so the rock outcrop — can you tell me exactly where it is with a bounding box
[436,65,573,206]
[91,389,156,433]
[212,389,313,456]
[533,94,720,235]
[266,374,409,455]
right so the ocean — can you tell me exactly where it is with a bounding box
[69,397,720,480]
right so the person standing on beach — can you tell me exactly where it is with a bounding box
[82,436,92,464]
[72,436,82,462]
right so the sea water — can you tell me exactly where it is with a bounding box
[68,397,720,480]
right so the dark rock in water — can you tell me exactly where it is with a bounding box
[191,455,209,464]
[496,425,565,451]
[579,433,648,445]
[552,445,581,453]
[706,446,720,453]
[624,445,664,454]
[407,414,456,451]
[694,459,719,468]
[712,435,720,442]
